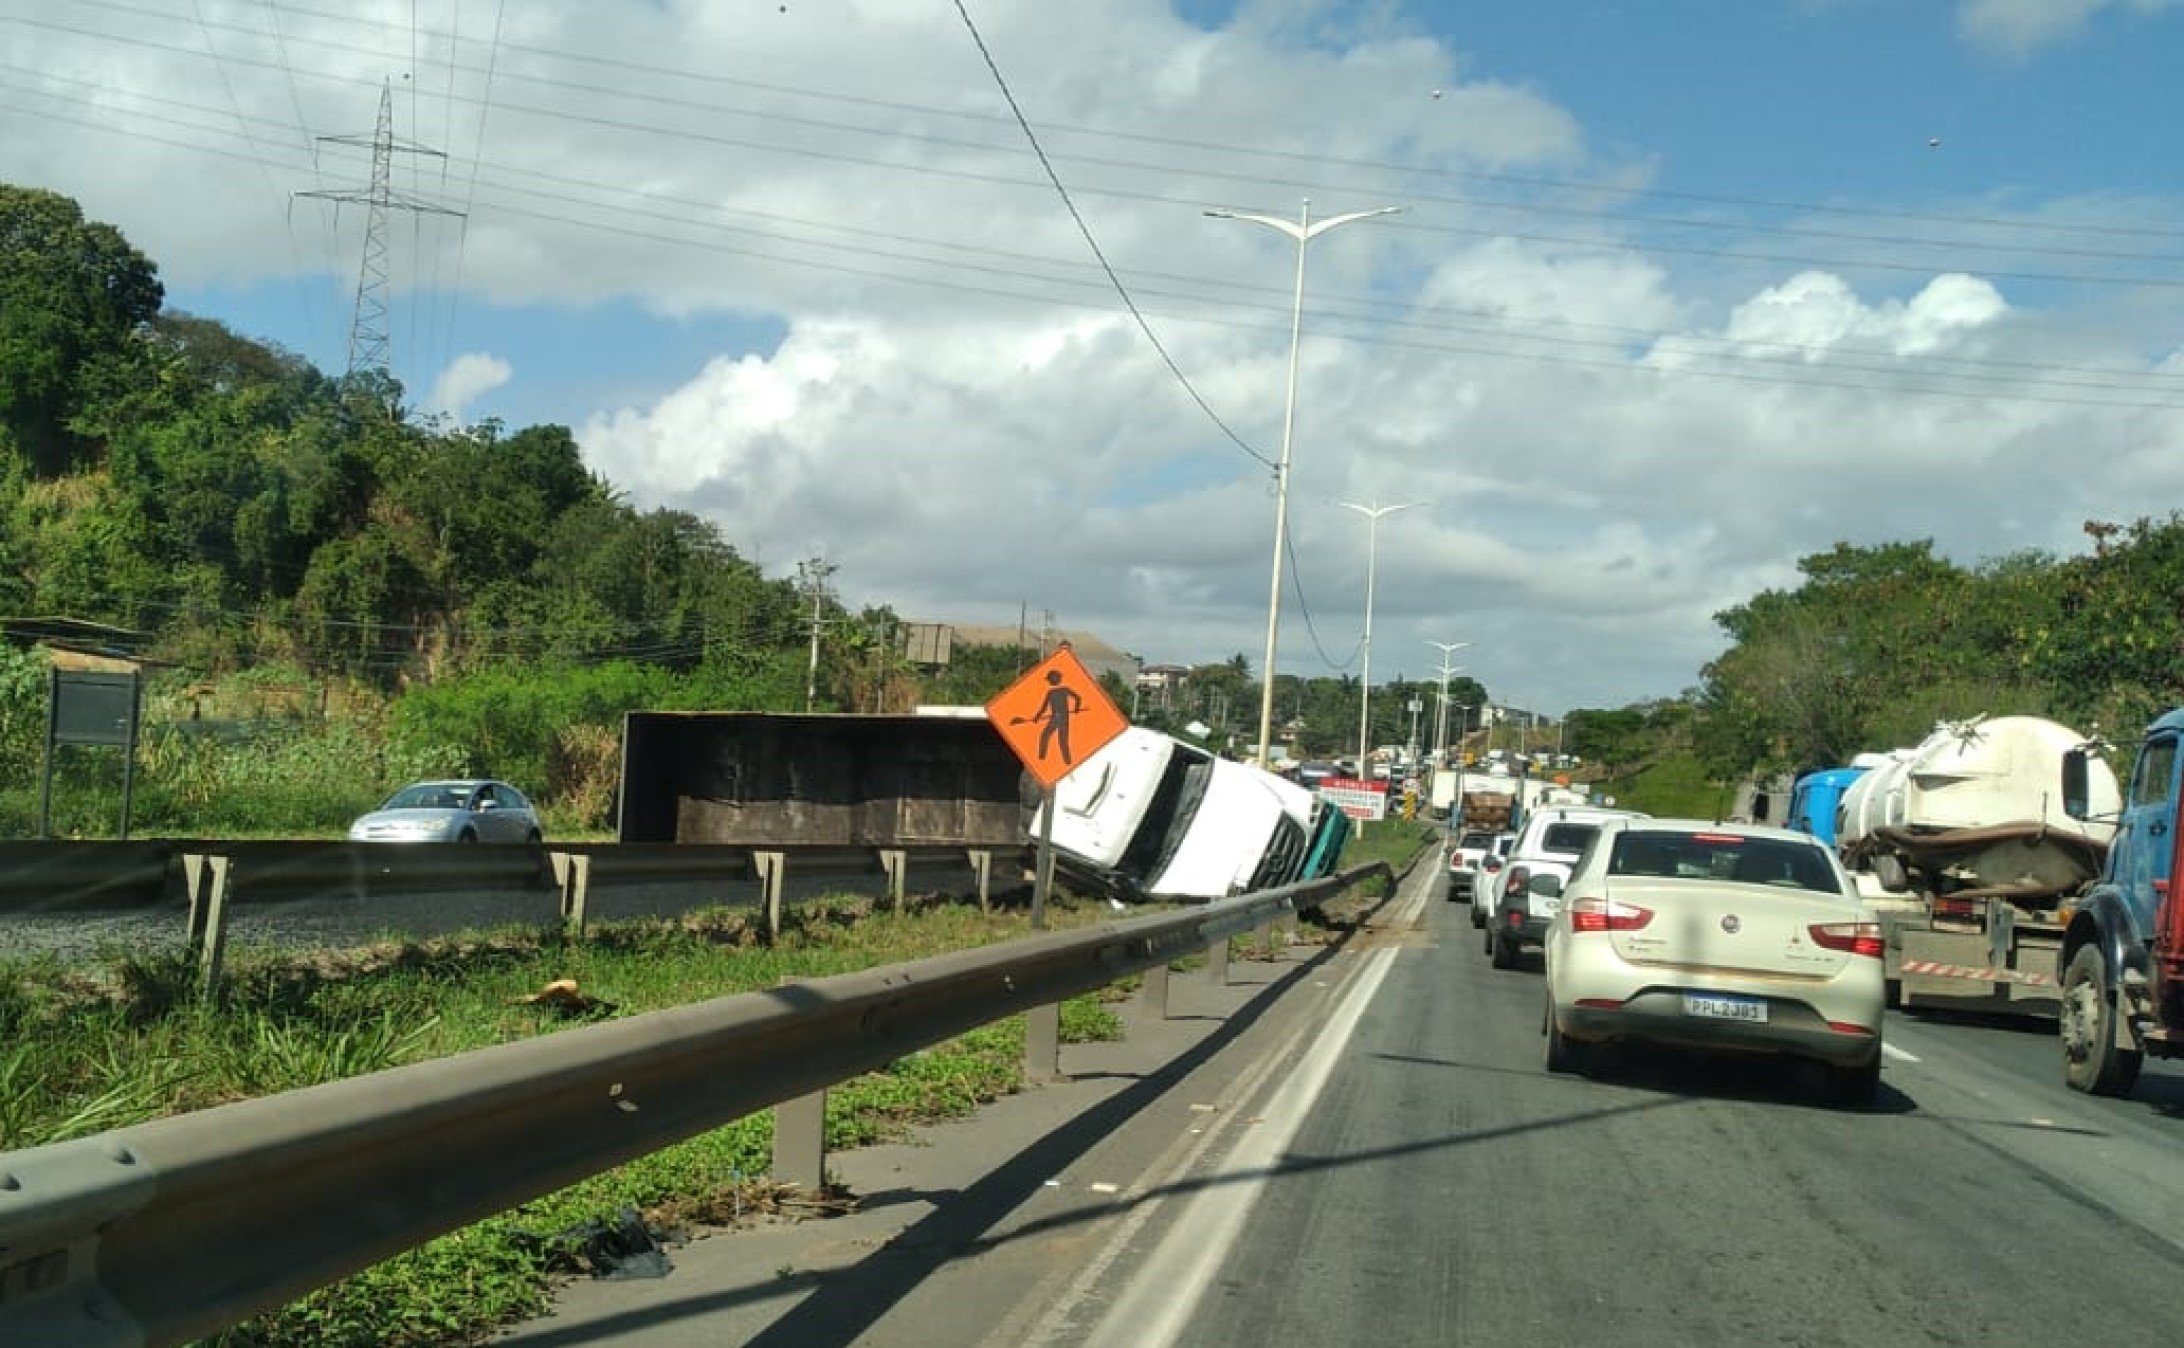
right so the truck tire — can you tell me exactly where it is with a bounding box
[2061,943,2143,1096]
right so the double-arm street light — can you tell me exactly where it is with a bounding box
[1205,199,1402,769]
[1340,498,1421,770]
[1426,639,1471,763]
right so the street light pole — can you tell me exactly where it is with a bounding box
[1425,640,1470,764]
[1206,199,1402,770]
[1340,498,1421,771]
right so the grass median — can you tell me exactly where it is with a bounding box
[4,839,1432,1348]
[2,895,1133,1347]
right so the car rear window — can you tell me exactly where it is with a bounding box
[1608,830,1840,894]
[1539,823,1599,855]
[1458,832,1494,849]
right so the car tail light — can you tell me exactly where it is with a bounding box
[1576,997,1625,1010]
[1569,896,1652,932]
[1505,866,1530,898]
[1808,922,1884,959]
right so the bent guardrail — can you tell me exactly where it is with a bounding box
[0,863,1388,1348]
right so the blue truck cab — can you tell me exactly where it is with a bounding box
[2059,710,2184,1095]
[1786,766,1866,847]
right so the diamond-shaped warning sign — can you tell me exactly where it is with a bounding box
[984,645,1129,790]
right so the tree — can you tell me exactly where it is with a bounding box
[0,185,163,473]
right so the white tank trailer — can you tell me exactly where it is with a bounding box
[1833,714,2121,1016]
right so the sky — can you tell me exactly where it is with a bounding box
[3,0,2182,719]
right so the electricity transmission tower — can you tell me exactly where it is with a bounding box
[296,78,464,378]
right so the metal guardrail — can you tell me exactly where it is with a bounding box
[0,863,1388,1348]
[0,839,1027,995]
[0,840,1017,916]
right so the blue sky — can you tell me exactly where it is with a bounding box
[5,1,2182,717]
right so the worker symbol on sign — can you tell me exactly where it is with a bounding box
[1014,670,1085,766]
[985,645,1130,791]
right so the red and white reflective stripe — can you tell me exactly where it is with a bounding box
[1898,959,2057,988]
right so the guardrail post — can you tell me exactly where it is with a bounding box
[549,852,591,939]
[183,853,233,1000]
[1140,958,1170,1017]
[967,848,992,913]
[1206,931,1231,986]
[771,1088,827,1194]
[1253,917,1274,959]
[880,849,907,913]
[754,851,786,941]
[1024,1002,1061,1083]
[1281,911,1299,947]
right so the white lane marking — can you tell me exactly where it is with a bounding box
[1882,1042,1920,1063]
[1080,922,1408,1348]
[1031,869,1429,1348]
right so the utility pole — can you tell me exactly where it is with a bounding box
[296,78,463,379]
[799,556,837,711]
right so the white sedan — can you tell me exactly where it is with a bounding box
[1537,818,1885,1106]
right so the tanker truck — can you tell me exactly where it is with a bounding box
[1833,714,2121,1018]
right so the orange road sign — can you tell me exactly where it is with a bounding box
[985,645,1129,790]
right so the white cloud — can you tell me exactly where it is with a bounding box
[429,353,514,425]
[1958,0,2182,55]
[6,3,2181,718]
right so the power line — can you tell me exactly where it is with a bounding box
[946,0,1272,471]
[20,57,2177,400]
[31,7,2184,287]
[8,82,2183,413]
[113,0,2184,252]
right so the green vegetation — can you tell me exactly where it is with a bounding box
[0,896,1130,1347]
[1596,755,1732,820]
[1339,817,1435,896]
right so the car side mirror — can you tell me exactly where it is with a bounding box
[2061,750,2090,820]
[1529,873,1563,899]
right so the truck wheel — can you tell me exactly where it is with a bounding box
[1490,928,1518,969]
[2061,944,2143,1096]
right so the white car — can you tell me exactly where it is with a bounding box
[1445,829,1499,901]
[1485,805,1648,966]
[1469,832,1517,927]
[1538,818,1886,1106]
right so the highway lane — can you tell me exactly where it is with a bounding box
[1079,872,2184,1348]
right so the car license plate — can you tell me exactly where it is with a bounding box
[1683,993,1766,1023]
[1530,897,1559,918]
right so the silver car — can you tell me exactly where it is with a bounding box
[348,779,543,844]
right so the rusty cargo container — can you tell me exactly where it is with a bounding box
[616,712,1031,846]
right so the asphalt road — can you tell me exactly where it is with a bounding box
[502,857,2184,1347]
[1113,873,2184,1348]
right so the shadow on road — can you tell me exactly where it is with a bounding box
[505,902,1386,1348]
